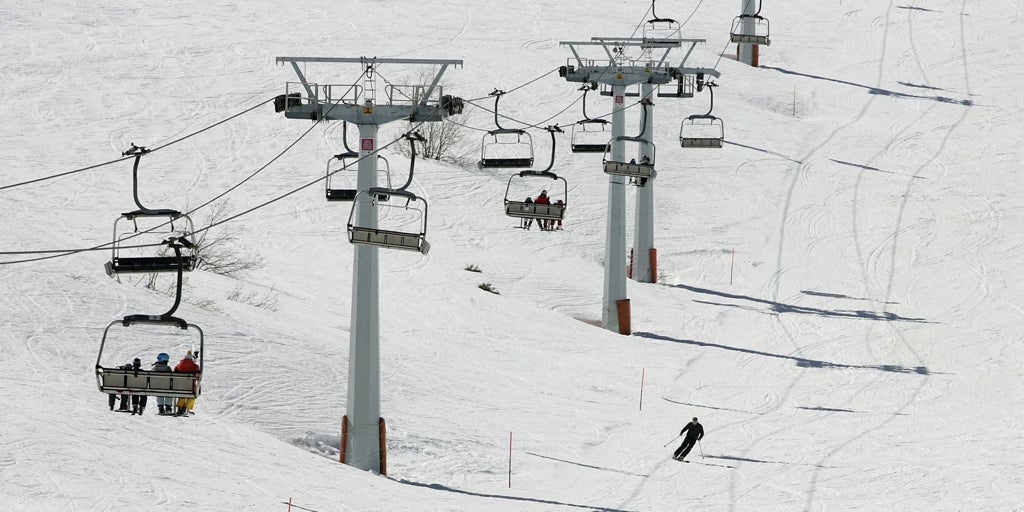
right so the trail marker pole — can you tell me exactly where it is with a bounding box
[730,248,735,285]
[639,368,646,411]
[508,432,513,488]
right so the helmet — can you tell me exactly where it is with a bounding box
[156,353,169,363]
[541,190,547,195]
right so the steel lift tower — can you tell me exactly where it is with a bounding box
[628,38,717,284]
[276,56,463,473]
[558,38,680,334]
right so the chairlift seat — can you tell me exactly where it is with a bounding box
[96,367,201,399]
[680,137,723,148]
[603,161,656,179]
[504,201,566,221]
[679,114,724,149]
[730,15,771,46]
[571,143,610,153]
[730,33,770,45]
[479,157,534,168]
[106,255,197,276]
[348,226,428,254]
[326,189,358,202]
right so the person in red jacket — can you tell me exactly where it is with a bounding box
[173,351,201,416]
[534,190,551,230]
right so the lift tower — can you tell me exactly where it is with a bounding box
[559,38,679,333]
[277,56,463,473]
[629,38,716,284]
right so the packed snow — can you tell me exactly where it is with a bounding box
[2,0,1023,510]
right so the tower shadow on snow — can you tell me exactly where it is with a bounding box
[666,283,929,323]
[761,65,974,105]
[633,331,934,375]
[526,452,650,478]
[396,479,640,512]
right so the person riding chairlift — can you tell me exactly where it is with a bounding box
[534,190,551,230]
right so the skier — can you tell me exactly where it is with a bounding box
[534,190,550,230]
[552,200,564,230]
[108,361,132,412]
[521,197,534,230]
[151,352,174,415]
[672,417,704,461]
[129,358,148,415]
[173,351,201,416]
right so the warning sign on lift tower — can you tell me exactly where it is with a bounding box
[361,138,374,151]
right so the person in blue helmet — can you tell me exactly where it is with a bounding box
[151,352,174,415]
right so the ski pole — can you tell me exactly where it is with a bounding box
[663,434,681,447]
[698,439,705,459]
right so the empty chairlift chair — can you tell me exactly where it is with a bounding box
[730,14,771,46]
[325,153,392,202]
[642,0,680,40]
[326,121,392,202]
[679,78,724,149]
[477,89,534,169]
[346,132,430,254]
[570,85,611,153]
[104,144,198,276]
[346,189,429,254]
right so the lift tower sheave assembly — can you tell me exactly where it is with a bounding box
[276,56,462,475]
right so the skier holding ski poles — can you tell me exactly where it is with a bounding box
[672,417,704,462]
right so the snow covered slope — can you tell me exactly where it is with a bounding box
[2,1,1023,510]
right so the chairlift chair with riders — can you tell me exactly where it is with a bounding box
[571,84,611,153]
[104,144,198,277]
[325,122,392,202]
[602,100,657,182]
[504,126,568,225]
[679,75,724,148]
[347,132,431,254]
[478,89,534,169]
[730,1,771,45]
[96,240,204,400]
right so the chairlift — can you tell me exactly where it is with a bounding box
[96,240,204,400]
[679,78,724,148]
[326,122,392,202]
[643,0,680,40]
[503,126,568,225]
[571,85,611,153]
[346,132,431,254]
[730,1,771,45]
[602,101,657,182]
[105,145,197,276]
[347,189,429,254]
[478,90,534,168]
[95,317,205,400]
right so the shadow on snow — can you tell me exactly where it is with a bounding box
[666,283,929,323]
[633,331,933,375]
[396,479,640,512]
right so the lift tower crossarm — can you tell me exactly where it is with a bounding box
[558,39,678,88]
[276,57,464,124]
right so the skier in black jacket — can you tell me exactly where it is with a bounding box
[673,417,704,461]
